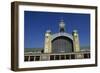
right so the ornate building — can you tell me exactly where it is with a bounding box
[44,19,80,53]
[24,19,90,61]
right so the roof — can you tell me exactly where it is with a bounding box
[51,32,73,41]
[24,48,43,52]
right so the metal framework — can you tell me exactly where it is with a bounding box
[52,36,73,53]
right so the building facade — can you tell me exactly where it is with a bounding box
[24,19,90,61]
[44,19,80,53]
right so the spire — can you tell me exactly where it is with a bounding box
[59,18,65,32]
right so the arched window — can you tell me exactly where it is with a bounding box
[52,36,73,53]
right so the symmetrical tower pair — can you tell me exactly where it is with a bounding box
[44,19,80,53]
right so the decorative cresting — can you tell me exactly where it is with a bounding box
[51,32,73,41]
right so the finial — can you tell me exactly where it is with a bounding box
[46,30,51,33]
[73,30,78,33]
[59,17,65,32]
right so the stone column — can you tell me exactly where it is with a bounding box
[44,30,52,53]
[73,30,81,59]
[72,30,80,52]
[28,56,30,61]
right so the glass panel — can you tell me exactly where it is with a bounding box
[30,56,34,61]
[84,53,90,58]
[66,55,70,59]
[52,36,73,53]
[24,56,29,61]
[55,55,60,60]
[61,55,65,60]
[50,55,54,60]
[71,54,75,59]
[35,56,40,61]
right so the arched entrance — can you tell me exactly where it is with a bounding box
[52,36,73,53]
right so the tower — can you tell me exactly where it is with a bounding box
[44,30,52,53]
[59,19,65,32]
[73,30,80,52]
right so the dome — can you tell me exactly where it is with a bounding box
[73,30,77,33]
[46,30,51,33]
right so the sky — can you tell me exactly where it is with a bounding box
[24,11,90,49]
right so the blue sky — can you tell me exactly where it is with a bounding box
[24,11,90,48]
